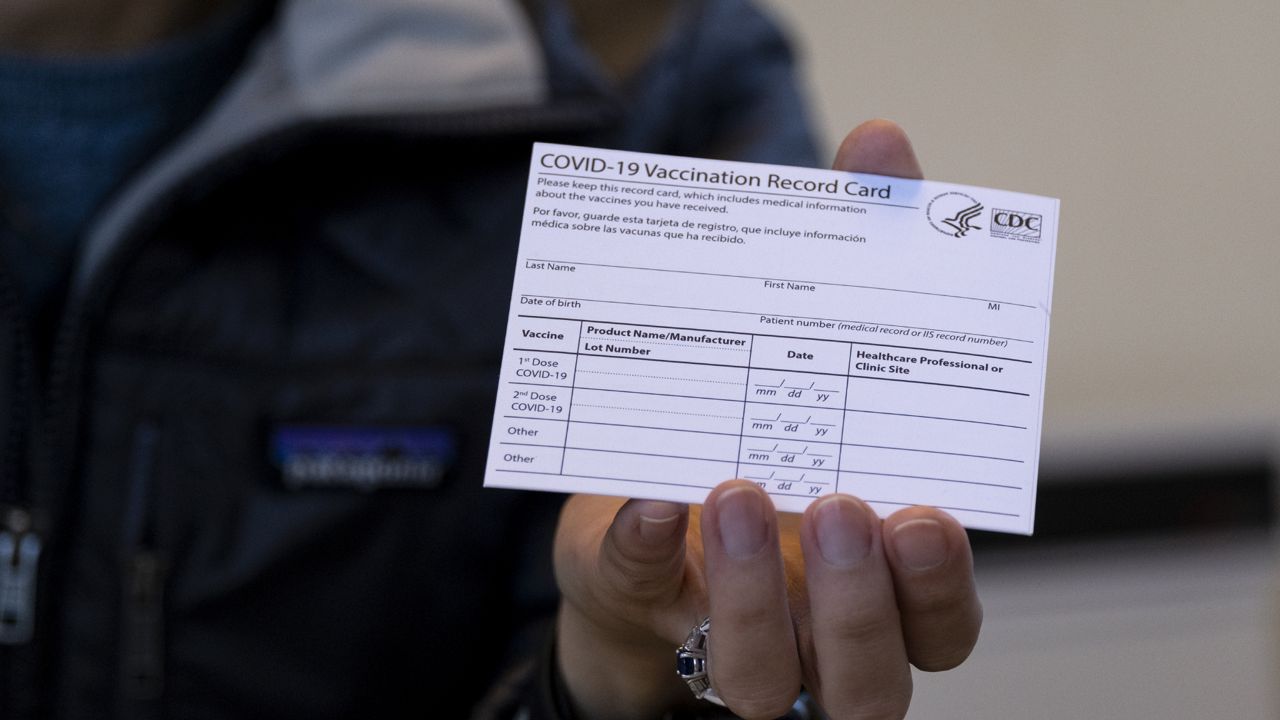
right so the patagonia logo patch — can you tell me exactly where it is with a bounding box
[271,425,458,491]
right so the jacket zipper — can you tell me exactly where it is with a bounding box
[0,508,40,646]
[0,263,38,648]
[118,422,164,712]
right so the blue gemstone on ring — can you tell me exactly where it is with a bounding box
[678,655,698,676]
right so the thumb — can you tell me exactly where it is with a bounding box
[555,495,692,622]
[555,497,699,717]
[833,118,924,179]
[596,499,689,606]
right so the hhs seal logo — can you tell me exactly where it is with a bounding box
[926,192,984,238]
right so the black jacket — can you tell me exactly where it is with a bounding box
[0,1,817,717]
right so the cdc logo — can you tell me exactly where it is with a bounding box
[990,209,1042,242]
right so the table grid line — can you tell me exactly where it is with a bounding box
[558,320,584,475]
[496,446,1020,490]
[510,381,1020,430]
[835,345,853,495]
[514,346,1027,396]
[519,315,1034,362]
[523,257,1036,310]
[733,336,756,479]
[520,296,1033,344]
[493,469,1022,518]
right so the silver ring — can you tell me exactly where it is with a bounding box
[675,617,725,707]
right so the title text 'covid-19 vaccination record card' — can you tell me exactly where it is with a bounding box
[484,144,1058,535]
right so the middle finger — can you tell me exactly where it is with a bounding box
[800,494,912,719]
[701,480,803,719]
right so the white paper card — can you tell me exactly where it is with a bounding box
[484,143,1058,534]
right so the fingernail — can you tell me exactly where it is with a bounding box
[716,486,769,559]
[638,502,685,544]
[813,496,874,566]
[892,518,949,571]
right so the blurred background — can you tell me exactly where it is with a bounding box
[759,0,1280,716]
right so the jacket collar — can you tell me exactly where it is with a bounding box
[75,0,549,292]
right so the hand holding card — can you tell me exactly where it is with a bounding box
[550,121,990,720]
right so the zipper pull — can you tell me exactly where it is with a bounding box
[121,550,165,700]
[0,507,40,645]
[117,421,166,706]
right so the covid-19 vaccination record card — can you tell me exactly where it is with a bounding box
[484,144,1058,535]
